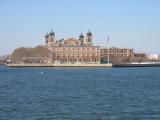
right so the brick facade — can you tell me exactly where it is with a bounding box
[100,47,134,64]
[45,30,100,64]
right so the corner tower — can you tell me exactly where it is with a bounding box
[49,30,55,43]
[45,30,55,50]
[45,32,49,47]
[79,32,84,46]
[86,29,93,46]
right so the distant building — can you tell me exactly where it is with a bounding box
[0,55,9,64]
[133,53,146,63]
[159,55,160,60]
[100,47,134,64]
[147,54,159,61]
[45,30,100,64]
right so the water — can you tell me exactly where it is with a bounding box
[0,66,160,120]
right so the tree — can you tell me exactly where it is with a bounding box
[10,47,30,62]
[32,45,49,57]
[10,46,50,63]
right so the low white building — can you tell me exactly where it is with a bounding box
[147,54,159,60]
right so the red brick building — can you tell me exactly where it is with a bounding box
[100,47,134,64]
[45,30,100,64]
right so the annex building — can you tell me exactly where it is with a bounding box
[100,47,134,64]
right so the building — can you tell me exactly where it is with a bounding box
[133,53,146,63]
[100,47,134,64]
[147,54,159,61]
[45,30,100,64]
[158,55,160,60]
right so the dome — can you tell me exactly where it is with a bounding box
[50,30,55,36]
[87,30,92,36]
[79,33,84,38]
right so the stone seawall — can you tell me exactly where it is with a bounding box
[113,63,160,67]
[7,64,112,67]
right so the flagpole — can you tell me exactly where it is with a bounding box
[107,35,110,64]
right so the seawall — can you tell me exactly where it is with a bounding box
[7,63,112,67]
[113,63,160,67]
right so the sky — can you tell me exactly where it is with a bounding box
[0,0,160,55]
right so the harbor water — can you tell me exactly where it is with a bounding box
[0,66,160,120]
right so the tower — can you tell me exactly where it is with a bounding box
[45,32,49,47]
[49,30,55,43]
[45,30,55,50]
[86,29,93,46]
[79,32,84,46]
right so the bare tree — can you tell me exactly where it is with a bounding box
[10,46,50,63]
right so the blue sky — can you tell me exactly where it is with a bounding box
[0,0,160,55]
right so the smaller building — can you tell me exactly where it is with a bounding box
[22,57,48,64]
[133,53,146,63]
[100,47,134,64]
[158,55,160,60]
[147,54,159,61]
